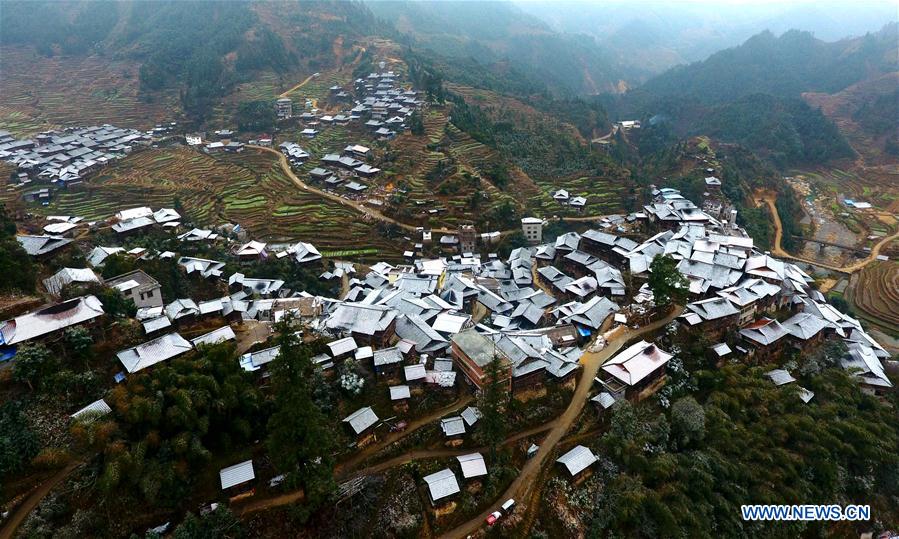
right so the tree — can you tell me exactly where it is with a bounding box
[0,204,36,293]
[647,254,688,307]
[12,344,57,391]
[265,324,336,519]
[75,343,262,505]
[670,396,705,449]
[64,326,93,361]
[0,401,39,483]
[477,356,509,461]
[409,110,425,135]
[235,100,276,133]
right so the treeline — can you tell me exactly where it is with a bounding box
[697,95,854,168]
[605,26,899,169]
[616,93,853,169]
[0,1,119,55]
[368,0,626,96]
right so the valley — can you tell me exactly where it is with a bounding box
[0,2,897,539]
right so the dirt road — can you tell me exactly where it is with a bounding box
[756,194,897,274]
[252,145,626,238]
[0,460,82,539]
[278,74,316,99]
[249,145,456,235]
[334,394,474,477]
[439,307,683,539]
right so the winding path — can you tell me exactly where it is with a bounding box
[249,145,456,235]
[250,145,629,238]
[278,74,316,99]
[236,394,473,516]
[755,194,898,274]
[439,306,683,539]
[0,460,83,539]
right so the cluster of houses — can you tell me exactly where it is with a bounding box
[272,70,423,196]
[1,125,152,192]
[4,176,895,502]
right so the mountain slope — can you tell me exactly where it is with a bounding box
[641,25,898,103]
[367,0,626,95]
[0,1,387,124]
[606,26,898,168]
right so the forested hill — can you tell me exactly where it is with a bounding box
[640,25,899,103]
[366,0,627,96]
[0,1,390,123]
[605,26,899,168]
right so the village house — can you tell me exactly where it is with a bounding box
[220,459,256,497]
[423,468,460,506]
[0,295,105,349]
[42,267,101,298]
[343,406,380,445]
[681,296,740,339]
[106,270,163,309]
[556,445,598,481]
[116,332,192,374]
[599,340,673,401]
[451,328,512,392]
[739,317,789,361]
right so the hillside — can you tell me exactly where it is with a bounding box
[640,25,898,103]
[604,26,899,168]
[0,1,387,127]
[367,0,627,95]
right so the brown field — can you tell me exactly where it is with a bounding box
[845,260,899,334]
[9,146,403,258]
[0,46,179,136]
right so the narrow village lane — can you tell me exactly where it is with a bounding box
[439,306,683,539]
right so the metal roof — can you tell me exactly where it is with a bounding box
[389,385,411,400]
[328,336,358,356]
[116,332,192,373]
[557,445,597,476]
[220,460,255,490]
[460,406,481,426]
[456,453,488,478]
[440,416,466,437]
[1,295,104,345]
[423,468,460,502]
[190,326,236,347]
[343,406,379,434]
[71,398,112,420]
[373,346,403,366]
[404,363,427,381]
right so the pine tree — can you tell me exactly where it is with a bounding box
[478,355,508,461]
[265,322,336,519]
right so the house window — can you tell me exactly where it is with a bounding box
[146,290,154,298]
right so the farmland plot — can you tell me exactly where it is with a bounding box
[27,147,403,258]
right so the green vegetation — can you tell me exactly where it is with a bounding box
[697,95,854,168]
[640,28,898,103]
[235,100,277,133]
[73,343,263,506]
[477,356,509,461]
[0,203,36,293]
[265,326,336,521]
[0,401,39,484]
[648,254,688,307]
[589,359,899,537]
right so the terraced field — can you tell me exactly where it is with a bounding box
[845,261,899,335]
[22,146,403,259]
[0,46,178,136]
